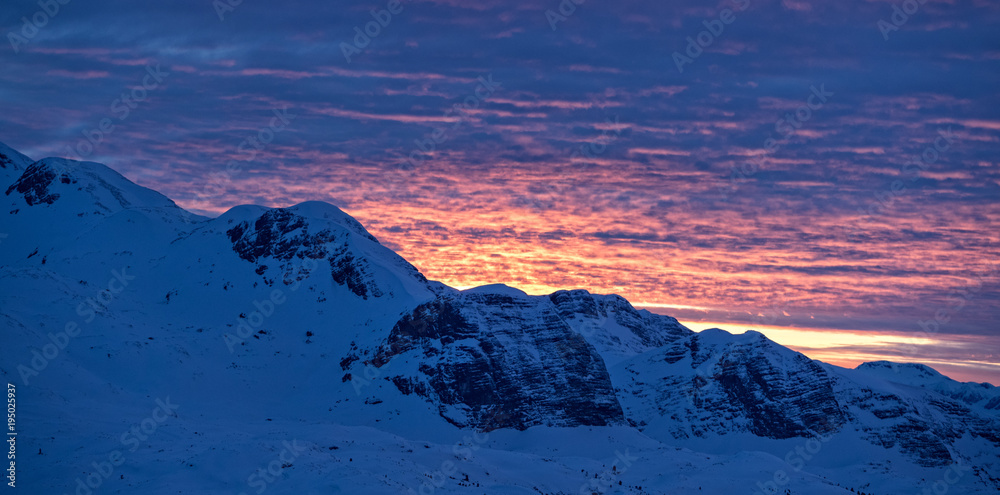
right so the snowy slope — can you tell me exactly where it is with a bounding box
[0,141,32,185]
[0,141,997,494]
[607,327,999,494]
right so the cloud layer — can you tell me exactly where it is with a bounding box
[2,0,998,381]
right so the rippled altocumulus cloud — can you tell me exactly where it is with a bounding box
[1,0,998,379]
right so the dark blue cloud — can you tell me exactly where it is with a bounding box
[0,0,998,349]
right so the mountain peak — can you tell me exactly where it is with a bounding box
[462,283,528,297]
[217,202,431,301]
[0,141,33,173]
[694,327,734,342]
[0,141,34,187]
[5,156,182,214]
[856,360,943,379]
[285,201,380,242]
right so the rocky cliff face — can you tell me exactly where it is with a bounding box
[219,203,431,300]
[371,287,625,430]
[5,160,62,206]
[549,289,690,364]
[364,285,852,442]
[826,362,1000,468]
[366,285,997,477]
[5,157,181,214]
[612,329,846,440]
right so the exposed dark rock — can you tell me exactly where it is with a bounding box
[374,293,626,430]
[6,162,61,205]
[226,209,384,297]
[329,246,380,299]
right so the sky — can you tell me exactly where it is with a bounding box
[1,0,999,383]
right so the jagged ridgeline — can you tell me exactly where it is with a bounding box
[1,141,997,494]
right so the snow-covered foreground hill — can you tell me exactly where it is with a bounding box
[0,141,996,494]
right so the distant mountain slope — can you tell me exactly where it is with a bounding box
[0,141,32,183]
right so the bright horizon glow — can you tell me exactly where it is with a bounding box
[678,321,936,348]
[427,283,999,385]
[632,302,715,312]
[678,320,1000,386]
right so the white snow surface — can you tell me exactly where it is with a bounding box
[0,143,996,494]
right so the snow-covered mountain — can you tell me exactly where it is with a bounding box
[0,142,32,180]
[0,141,996,494]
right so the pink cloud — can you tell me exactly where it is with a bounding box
[45,70,111,79]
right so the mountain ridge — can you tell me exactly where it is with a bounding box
[1,141,997,494]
